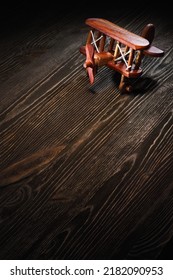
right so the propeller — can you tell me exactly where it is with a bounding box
[84,43,95,84]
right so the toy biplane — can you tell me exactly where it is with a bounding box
[79,18,164,93]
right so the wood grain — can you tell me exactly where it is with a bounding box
[0,4,173,260]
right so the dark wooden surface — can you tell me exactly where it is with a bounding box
[0,3,173,260]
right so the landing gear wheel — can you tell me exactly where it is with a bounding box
[119,81,133,93]
[119,75,133,93]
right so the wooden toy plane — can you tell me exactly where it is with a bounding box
[79,18,164,93]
